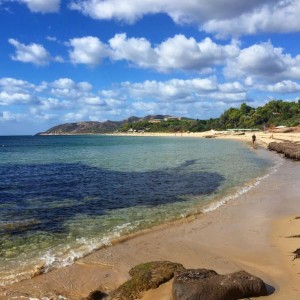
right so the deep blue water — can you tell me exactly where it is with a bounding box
[0,135,278,285]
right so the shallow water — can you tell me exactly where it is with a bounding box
[0,135,279,285]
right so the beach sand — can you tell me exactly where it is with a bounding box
[0,132,300,299]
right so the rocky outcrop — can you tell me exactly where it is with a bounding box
[111,261,184,300]
[84,290,109,300]
[84,263,269,300]
[293,248,300,260]
[268,142,300,160]
[172,269,268,300]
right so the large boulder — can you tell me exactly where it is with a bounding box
[172,269,268,300]
[111,261,184,300]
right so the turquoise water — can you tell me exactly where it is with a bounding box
[0,135,279,285]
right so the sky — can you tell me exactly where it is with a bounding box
[0,0,300,135]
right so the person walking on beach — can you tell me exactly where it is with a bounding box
[252,133,256,146]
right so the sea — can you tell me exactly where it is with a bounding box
[0,135,281,286]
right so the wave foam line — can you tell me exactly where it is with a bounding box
[202,156,283,213]
[0,222,137,287]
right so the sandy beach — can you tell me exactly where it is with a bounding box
[110,128,300,148]
[0,131,300,300]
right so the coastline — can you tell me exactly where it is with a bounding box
[107,129,300,148]
[1,133,300,299]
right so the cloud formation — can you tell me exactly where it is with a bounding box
[0,75,249,124]
[203,0,300,38]
[8,33,300,87]
[123,77,246,104]
[3,0,300,38]
[67,34,239,72]
[9,38,63,66]
[18,0,60,13]
[69,0,267,24]
[2,73,299,130]
[224,42,300,82]
[0,111,24,121]
[69,0,300,36]
[257,80,300,94]
[68,36,108,66]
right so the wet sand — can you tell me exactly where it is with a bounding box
[0,134,300,299]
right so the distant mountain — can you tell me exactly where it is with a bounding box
[36,115,179,135]
[36,100,300,135]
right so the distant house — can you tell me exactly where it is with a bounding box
[164,116,181,121]
[128,128,134,132]
[149,119,162,123]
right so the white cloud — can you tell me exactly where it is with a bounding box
[51,78,76,89]
[18,0,60,13]
[64,111,86,122]
[0,91,31,105]
[82,96,106,105]
[0,111,23,121]
[0,78,35,105]
[69,0,300,36]
[219,82,245,93]
[109,33,156,68]
[68,36,108,66]
[77,81,93,92]
[224,41,300,82]
[203,0,300,38]
[50,78,94,99]
[2,74,298,129]
[244,77,254,87]
[9,38,63,66]
[46,36,58,42]
[35,97,72,111]
[69,33,238,72]
[154,35,239,72]
[0,77,35,93]
[69,0,268,24]
[131,101,159,113]
[123,77,246,103]
[0,76,109,125]
[257,80,300,94]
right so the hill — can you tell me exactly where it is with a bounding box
[37,115,184,135]
[37,100,300,135]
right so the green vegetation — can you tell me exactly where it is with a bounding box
[219,100,300,129]
[119,100,300,133]
[39,100,300,135]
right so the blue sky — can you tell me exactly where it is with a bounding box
[1,0,300,134]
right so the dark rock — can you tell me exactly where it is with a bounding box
[268,142,300,160]
[287,234,300,238]
[172,269,268,300]
[84,290,109,300]
[293,248,300,260]
[111,261,184,300]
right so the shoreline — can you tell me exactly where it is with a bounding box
[0,134,300,299]
[108,129,300,148]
